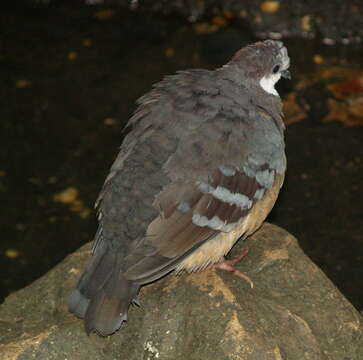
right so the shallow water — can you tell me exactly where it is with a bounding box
[1,5,362,310]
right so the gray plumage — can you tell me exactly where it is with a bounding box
[69,40,290,336]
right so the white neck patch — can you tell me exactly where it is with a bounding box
[259,73,281,96]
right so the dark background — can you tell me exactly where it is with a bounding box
[1,2,362,311]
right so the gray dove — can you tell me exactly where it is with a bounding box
[69,39,290,336]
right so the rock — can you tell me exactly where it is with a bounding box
[1,223,362,359]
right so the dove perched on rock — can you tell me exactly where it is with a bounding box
[69,39,290,336]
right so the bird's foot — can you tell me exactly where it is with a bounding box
[210,248,254,288]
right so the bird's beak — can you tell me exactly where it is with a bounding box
[281,70,291,79]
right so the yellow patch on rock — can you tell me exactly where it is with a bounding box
[186,270,241,307]
[273,346,284,360]
[0,328,52,360]
[69,267,80,276]
[162,275,181,293]
[262,248,289,263]
[226,310,247,339]
[224,310,254,357]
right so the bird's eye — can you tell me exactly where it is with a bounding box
[272,65,280,74]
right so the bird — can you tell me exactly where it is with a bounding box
[68,39,290,336]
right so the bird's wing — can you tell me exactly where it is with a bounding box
[123,165,272,284]
[122,119,284,284]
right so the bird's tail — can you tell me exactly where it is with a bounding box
[68,240,140,336]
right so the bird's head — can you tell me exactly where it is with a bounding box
[227,40,290,96]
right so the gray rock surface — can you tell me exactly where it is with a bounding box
[1,223,362,359]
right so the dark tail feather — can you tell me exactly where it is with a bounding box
[68,240,140,336]
[84,276,139,336]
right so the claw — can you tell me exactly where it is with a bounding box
[209,247,254,288]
